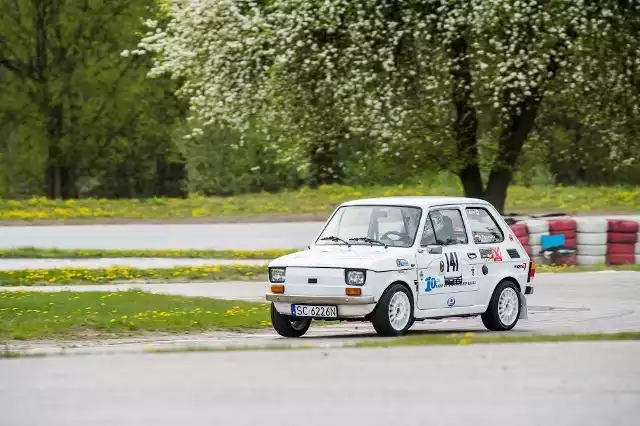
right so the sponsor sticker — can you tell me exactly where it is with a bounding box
[396,258,409,267]
[424,276,444,293]
[447,297,456,307]
[479,247,503,262]
[444,277,476,287]
[514,263,527,270]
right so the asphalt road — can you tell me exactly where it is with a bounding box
[0,222,324,250]
[1,341,639,426]
[2,214,639,250]
[3,270,639,356]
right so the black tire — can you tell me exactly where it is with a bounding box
[481,280,521,331]
[270,303,312,337]
[371,283,414,337]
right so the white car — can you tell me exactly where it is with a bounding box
[265,196,536,337]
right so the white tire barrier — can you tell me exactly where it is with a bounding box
[514,216,640,267]
[577,245,607,256]
[576,232,607,246]
[576,254,607,266]
[575,217,608,233]
[528,232,549,246]
[523,220,549,234]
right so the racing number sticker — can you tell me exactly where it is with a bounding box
[444,252,459,273]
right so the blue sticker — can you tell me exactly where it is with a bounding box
[396,258,409,267]
[424,276,443,292]
[447,297,456,307]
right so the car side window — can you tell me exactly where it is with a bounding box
[420,218,437,246]
[466,207,504,244]
[425,208,468,246]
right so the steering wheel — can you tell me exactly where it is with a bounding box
[381,231,410,244]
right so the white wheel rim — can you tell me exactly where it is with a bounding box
[498,287,519,326]
[388,291,411,331]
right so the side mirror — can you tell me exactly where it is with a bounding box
[428,245,443,254]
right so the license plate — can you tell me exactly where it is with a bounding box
[291,304,338,318]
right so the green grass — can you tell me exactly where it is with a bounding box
[0,265,268,286]
[140,331,640,355]
[0,263,638,287]
[353,331,640,349]
[0,290,273,341]
[536,263,640,273]
[0,247,298,259]
[1,183,638,222]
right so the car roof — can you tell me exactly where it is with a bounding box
[339,196,492,209]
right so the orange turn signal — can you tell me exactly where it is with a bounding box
[345,287,362,296]
[271,284,285,294]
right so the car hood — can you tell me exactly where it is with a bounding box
[268,247,415,271]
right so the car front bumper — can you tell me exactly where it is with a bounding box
[266,293,377,318]
[265,293,375,304]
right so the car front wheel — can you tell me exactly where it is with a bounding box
[270,303,312,337]
[481,280,521,331]
[371,283,414,337]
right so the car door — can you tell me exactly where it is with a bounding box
[464,205,518,305]
[415,207,480,311]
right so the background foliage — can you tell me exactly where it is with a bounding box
[1,0,638,209]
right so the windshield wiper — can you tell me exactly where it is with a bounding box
[319,236,351,246]
[349,237,388,248]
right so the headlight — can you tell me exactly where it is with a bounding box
[269,267,286,283]
[345,269,366,286]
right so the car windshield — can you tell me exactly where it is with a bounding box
[316,205,422,248]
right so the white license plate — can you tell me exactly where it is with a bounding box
[291,304,338,318]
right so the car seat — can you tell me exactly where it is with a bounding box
[440,216,456,245]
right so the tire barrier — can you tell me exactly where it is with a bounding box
[606,219,638,265]
[509,216,640,267]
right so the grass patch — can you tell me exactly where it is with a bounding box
[142,331,640,355]
[537,263,640,273]
[0,247,299,260]
[0,263,638,287]
[0,265,268,286]
[1,184,638,221]
[0,290,273,341]
[354,331,640,349]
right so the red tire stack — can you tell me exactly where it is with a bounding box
[509,223,531,256]
[548,218,577,249]
[607,219,639,265]
[546,218,578,265]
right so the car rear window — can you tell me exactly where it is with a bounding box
[466,207,504,244]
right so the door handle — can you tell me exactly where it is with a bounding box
[467,253,477,259]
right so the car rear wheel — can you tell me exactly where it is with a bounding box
[481,280,521,331]
[270,303,312,337]
[371,283,414,337]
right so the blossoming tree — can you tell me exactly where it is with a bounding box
[136,0,639,212]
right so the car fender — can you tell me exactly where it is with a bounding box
[481,270,528,308]
[368,270,418,306]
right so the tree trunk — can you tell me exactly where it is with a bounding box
[45,103,64,199]
[449,34,483,198]
[483,100,540,213]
